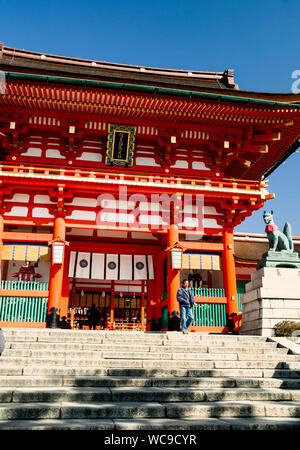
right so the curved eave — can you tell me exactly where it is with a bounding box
[3,71,300,110]
[263,138,300,178]
[1,71,300,182]
[197,89,300,105]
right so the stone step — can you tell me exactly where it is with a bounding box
[203,346,286,353]
[0,417,300,430]
[0,387,299,404]
[0,374,300,389]
[165,336,269,343]
[2,348,288,359]
[4,339,277,350]
[0,387,112,403]
[165,401,300,419]
[98,417,300,430]
[3,332,269,343]
[2,332,274,341]
[3,329,268,338]
[101,351,294,360]
[149,377,300,390]
[0,400,299,420]
[3,342,281,352]
[6,336,278,351]
[6,337,271,346]
[211,361,287,369]
[1,357,216,368]
[1,364,299,378]
[1,350,297,365]
[5,336,105,344]
[0,329,298,429]
[0,367,23,376]
[263,369,300,378]
[20,367,109,377]
[0,376,67,387]
[0,354,291,369]
[236,353,300,361]
[0,356,297,370]
[106,387,300,403]
[187,368,300,379]
[107,367,294,378]
[2,342,291,354]
[60,376,241,389]
[0,418,115,430]
[0,401,165,420]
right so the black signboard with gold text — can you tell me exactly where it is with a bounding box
[105,124,136,167]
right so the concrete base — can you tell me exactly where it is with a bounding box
[240,267,300,337]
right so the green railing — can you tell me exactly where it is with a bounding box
[191,287,225,298]
[162,305,169,329]
[237,280,249,313]
[0,281,49,322]
[192,302,226,327]
[237,294,243,313]
[193,286,244,313]
[162,302,226,329]
[0,281,49,291]
[162,292,168,301]
[0,297,48,322]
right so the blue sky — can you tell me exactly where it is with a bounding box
[0,0,299,234]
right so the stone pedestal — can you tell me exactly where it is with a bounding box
[240,267,300,336]
[257,250,300,270]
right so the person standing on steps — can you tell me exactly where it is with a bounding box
[87,304,100,330]
[176,279,195,334]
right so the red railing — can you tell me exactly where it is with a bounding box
[0,162,266,193]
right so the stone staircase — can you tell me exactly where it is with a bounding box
[0,328,300,430]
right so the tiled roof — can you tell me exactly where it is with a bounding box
[0,43,237,91]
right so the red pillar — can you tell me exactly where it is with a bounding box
[154,251,163,321]
[141,281,145,331]
[145,251,162,331]
[222,227,238,316]
[146,280,155,331]
[110,282,115,329]
[70,279,76,329]
[60,244,70,320]
[167,223,180,316]
[47,217,66,328]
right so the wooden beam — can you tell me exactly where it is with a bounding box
[3,232,53,242]
[69,240,161,254]
[179,241,223,251]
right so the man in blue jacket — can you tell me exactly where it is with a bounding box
[176,279,195,334]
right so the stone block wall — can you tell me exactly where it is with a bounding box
[240,268,300,336]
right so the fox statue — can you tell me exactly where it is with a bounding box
[263,211,294,252]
